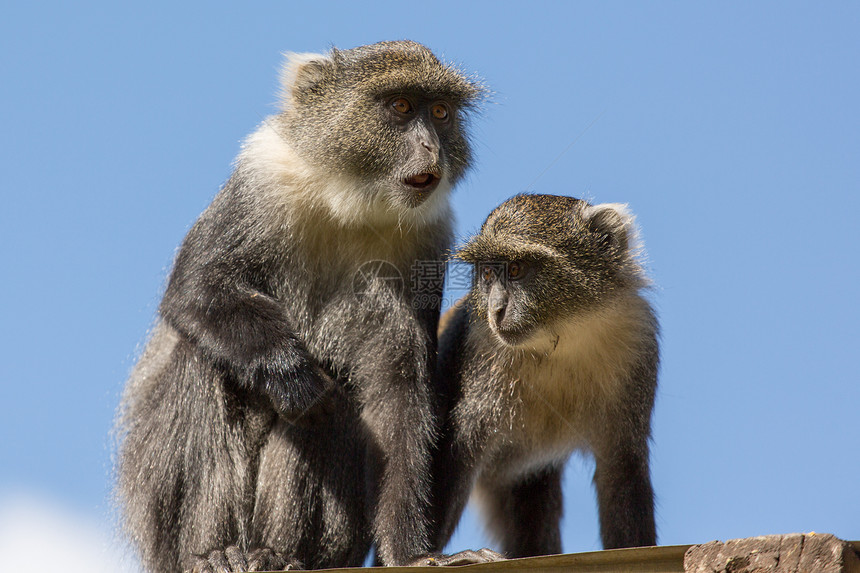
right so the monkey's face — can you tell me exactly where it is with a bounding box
[291,89,472,212]
[461,195,646,349]
[470,252,585,348]
[470,249,630,350]
[473,258,545,347]
[279,42,482,221]
[374,92,469,209]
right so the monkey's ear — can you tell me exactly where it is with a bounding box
[279,52,333,109]
[583,203,634,252]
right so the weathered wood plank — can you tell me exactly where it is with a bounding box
[274,537,859,572]
[684,534,860,573]
[314,545,689,572]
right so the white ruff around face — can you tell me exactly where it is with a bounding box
[467,295,654,474]
[238,121,454,230]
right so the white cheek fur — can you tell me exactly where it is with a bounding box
[237,120,453,230]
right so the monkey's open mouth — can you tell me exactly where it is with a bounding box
[403,173,440,192]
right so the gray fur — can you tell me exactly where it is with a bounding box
[116,41,484,572]
[432,193,658,557]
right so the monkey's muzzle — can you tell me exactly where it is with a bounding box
[404,172,439,190]
[402,172,441,205]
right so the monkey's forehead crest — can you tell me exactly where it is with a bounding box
[455,232,559,264]
[335,41,487,104]
[484,194,586,228]
[475,194,588,247]
[281,41,487,112]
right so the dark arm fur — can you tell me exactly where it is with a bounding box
[159,182,330,420]
[345,287,441,565]
[428,299,476,551]
[593,333,658,549]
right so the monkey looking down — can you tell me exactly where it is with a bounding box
[431,193,658,557]
[116,41,487,572]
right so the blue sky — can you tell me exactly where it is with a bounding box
[1,2,858,570]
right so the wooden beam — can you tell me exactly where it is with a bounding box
[315,545,690,572]
[303,537,859,572]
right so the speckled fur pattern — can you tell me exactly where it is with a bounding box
[431,194,658,557]
[115,40,483,572]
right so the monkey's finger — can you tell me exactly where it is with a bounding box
[206,549,232,572]
[246,547,296,571]
[224,546,248,571]
[432,548,507,566]
[246,550,264,571]
[247,547,276,571]
[477,548,507,562]
[187,555,214,573]
[405,555,441,567]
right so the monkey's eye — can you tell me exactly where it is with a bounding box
[481,266,495,282]
[507,261,527,281]
[431,103,450,122]
[390,97,413,115]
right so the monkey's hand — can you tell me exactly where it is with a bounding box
[160,274,336,422]
[272,364,345,428]
[247,348,340,425]
[185,546,304,572]
[407,549,506,567]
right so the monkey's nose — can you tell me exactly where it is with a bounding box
[493,305,506,326]
[488,288,508,326]
[419,135,440,160]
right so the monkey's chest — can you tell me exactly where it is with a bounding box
[489,358,622,472]
[292,274,432,379]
